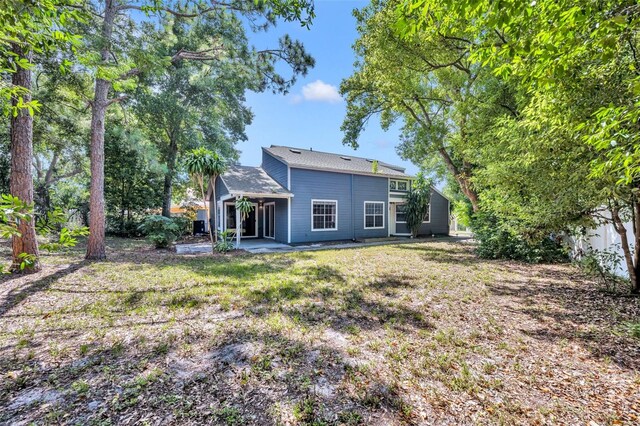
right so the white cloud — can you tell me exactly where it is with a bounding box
[292,80,342,104]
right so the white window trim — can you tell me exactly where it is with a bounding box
[364,201,385,229]
[395,203,407,224]
[389,179,409,191]
[422,203,431,223]
[224,201,259,238]
[311,199,338,231]
[263,202,275,239]
[395,202,431,224]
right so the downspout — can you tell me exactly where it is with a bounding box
[351,174,355,241]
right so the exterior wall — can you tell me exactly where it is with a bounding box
[257,198,289,243]
[352,174,389,239]
[210,161,450,243]
[289,169,390,243]
[211,177,229,232]
[394,189,450,236]
[196,209,209,232]
[215,176,229,198]
[289,168,354,243]
[261,150,289,189]
[273,198,288,243]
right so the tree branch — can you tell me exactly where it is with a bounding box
[107,95,128,106]
[44,151,59,184]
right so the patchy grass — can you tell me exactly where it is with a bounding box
[0,238,639,425]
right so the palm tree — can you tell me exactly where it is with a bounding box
[184,148,227,252]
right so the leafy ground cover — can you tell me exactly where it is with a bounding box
[0,239,639,425]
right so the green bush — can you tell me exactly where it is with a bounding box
[106,216,144,237]
[138,215,180,249]
[215,229,235,253]
[472,212,568,263]
[1,195,88,272]
[575,246,627,292]
[405,172,432,237]
[171,216,192,237]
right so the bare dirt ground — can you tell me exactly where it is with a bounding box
[0,239,638,425]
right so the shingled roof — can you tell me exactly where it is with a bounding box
[263,145,411,178]
[219,165,292,196]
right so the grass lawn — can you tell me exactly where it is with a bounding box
[1,239,639,425]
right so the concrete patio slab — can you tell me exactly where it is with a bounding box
[175,239,292,254]
[175,236,471,255]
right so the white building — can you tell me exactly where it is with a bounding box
[570,215,635,278]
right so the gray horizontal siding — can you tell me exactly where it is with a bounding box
[274,198,288,243]
[289,170,390,243]
[289,168,353,243]
[395,189,449,236]
[215,176,229,198]
[423,190,449,235]
[353,174,388,239]
[262,150,288,189]
[211,177,229,231]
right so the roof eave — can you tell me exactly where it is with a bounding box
[265,146,409,176]
[263,146,291,166]
[288,164,411,179]
[228,191,294,199]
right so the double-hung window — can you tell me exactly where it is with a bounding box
[395,204,407,223]
[312,200,337,231]
[395,203,430,223]
[364,201,384,229]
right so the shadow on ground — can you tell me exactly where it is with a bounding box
[487,263,640,369]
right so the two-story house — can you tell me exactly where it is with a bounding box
[206,146,450,244]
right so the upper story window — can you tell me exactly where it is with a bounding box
[364,201,384,229]
[312,200,338,231]
[390,179,409,191]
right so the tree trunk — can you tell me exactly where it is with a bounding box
[437,147,480,211]
[401,100,480,212]
[633,198,640,293]
[198,177,215,253]
[9,45,40,272]
[611,205,638,293]
[120,179,126,234]
[161,137,178,218]
[86,0,116,260]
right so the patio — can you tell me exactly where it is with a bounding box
[175,235,467,255]
[175,238,291,254]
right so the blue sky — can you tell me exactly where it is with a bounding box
[238,0,415,174]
